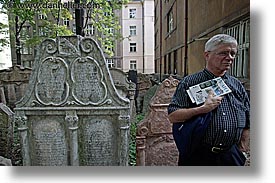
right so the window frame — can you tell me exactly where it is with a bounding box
[129,25,137,36]
[130,60,137,70]
[224,18,250,79]
[129,43,137,52]
[129,8,137,19]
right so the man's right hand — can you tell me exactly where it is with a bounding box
[201,91,223,113]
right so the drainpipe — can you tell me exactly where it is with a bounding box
[141,0,145,73]
[75,0,84,36]
[159,0,162,81]
[184,0,188,76]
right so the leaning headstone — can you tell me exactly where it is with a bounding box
[136,76,179,166]
[141,85,159,116]
[14,36,131,166]
[109,68,136,99]
[0,156,12,166]
[136,74,152,113]
[0,66,32,109]
[0,103,14,160]
[109,68,136,122]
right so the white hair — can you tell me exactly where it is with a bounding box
[205,34,238,51]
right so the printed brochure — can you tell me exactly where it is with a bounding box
[187,77,231,105]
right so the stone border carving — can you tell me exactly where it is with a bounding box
[35,57,69,106]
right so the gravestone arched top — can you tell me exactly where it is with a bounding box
[16,36,129,109]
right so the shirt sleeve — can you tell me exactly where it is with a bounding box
[243,89,250,129]
[167,79,192,115]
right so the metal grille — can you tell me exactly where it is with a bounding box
[224,19,250,79]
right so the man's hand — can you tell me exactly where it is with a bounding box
[238,128,250,152]
[200,91,223,113]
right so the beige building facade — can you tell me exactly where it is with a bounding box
[121,0,155,74]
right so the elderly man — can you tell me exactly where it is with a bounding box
[168,34,250,166]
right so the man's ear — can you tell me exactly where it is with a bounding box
[204,51,210,60]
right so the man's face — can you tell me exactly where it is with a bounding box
[204,43,238,74]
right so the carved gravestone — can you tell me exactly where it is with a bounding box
[0,156,12,166]
[0,66,32,109]
[0,103,14,160]
[109,68,136,121]
[14,36,131,166]
[136,74,152,113]
[136,76,179,166]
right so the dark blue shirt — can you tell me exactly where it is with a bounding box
[168,69,250,147]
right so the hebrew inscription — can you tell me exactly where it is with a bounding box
[71,57,107,105]
[32,120,67,166]
[81,119,116,165]
[35,57,69,105]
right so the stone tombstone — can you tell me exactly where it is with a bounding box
[14,36,131,166]
[0,66,32,109]
[109,68,136,99]
[109,68,136,122]
[0,103,14,160]
[136,74,152,113]
[0,156,12,166]
[136,76,179,166]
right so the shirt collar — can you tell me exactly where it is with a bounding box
[203,68,229,79]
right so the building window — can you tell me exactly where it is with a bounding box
[130,60,137,70]
[106,59,115,68]
[72,24,76,33]
[20,26,32,55]
[21,42,32,55]
[167,10,174,33]
[129,9,136,19]
[38,13,47,20]
[63,18,70,27]
[224,19,250,79]
[130,26,137,36]
[38,27,48,36]
[108,27,114,35]
[130,43,137,52]
[86,24,94,36]
[20,26,30,39]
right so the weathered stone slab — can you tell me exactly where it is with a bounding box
[14,36,131,166]
[136,74,152,113]
[0,103,14,160]
[109,68,136,122]
[0,66,32,109]
[136,76,179,166]
[0,156,12,166]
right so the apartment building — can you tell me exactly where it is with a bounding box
[121,0,155,74]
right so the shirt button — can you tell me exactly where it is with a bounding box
[222,112,226,115]
[224,129,227,132]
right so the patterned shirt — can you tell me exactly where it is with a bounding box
[168,69,250,147]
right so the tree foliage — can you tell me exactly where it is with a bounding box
[0,0,128,58]
[0,5,9,52]
[83,0,129,56]
[0,22,9,52]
